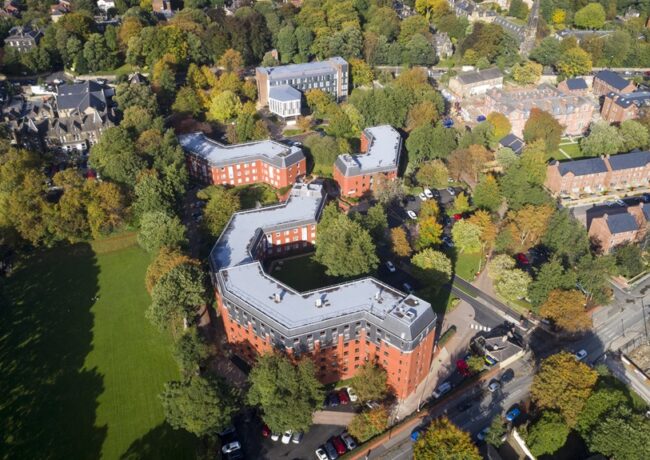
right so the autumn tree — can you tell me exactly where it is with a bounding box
[349,58,374,87]
[411,248,453,287]
[472,174,502,212]
[540,289,590,332]
[416,217,443,249]
[557,47,592,77]
[416,160,449,189]
[391,227,412,258]
[513,60,542,85]
[218,48,243,73]
[531,352,598,427]
[348,407,389,442]
[523,108,563,153]
[407,101,441,131]
[351,362,388,403]
[487,112,512,140]
[414,417,481,460]
[452,220,482,253]
[519,139,548,185]
[208,90,242,122]
[450,192,471,215]
[506,204,554,252]
[467,210,497,250]
[447,145,492,184]
[145,247,196,293]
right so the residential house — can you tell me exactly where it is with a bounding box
[50,1,70,22]
[499,133,524,155]
[433,32,453,59]
[152,0,173,18]
[593,70,636,97]
[4,26,42,53]
[557,78,588,95]
[554,29,614,43]
[448,67,503,98]
[601,91,650,123]
[588,202,650,252]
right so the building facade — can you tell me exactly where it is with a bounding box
[255,57,348,110]
[545,151,650,197]
[592,70,636,97]
[333,126,402,198]
[482,84,594,136]
[179,132,306,189]
[213,182,437,399]
[4,26,41,53]
[433,33,453,59]
[601,91,650,123]
[268,86,301,119]
[448,68,503,98]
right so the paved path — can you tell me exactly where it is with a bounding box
[313,410,356,425]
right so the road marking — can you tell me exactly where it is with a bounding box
[470,324,491,331]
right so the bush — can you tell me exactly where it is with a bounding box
[438,325,457,347]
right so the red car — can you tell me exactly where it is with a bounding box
[515,253,530,265]
[456,359,471,377]
[261,424,271,437]
[338,388,350,405]
[453,213,463,221]
[331,436,347,455]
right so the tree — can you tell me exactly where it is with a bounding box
[413,417,481,460]
[557,47,592,77]
[83,33,117,72]
[416,217,443,249]
[137,211,187,254]
[218,48,243,73]
[348,407,389,442]
[416,160,449,189]
[314,210,379,277]
[526,411,570,457]
[447,145,491,184]
[411,248,453,287]
[373,175,405,206]
[495,268,531,300]
[513,61,542,85]
[506,204,554,252]
[304,134,340,175]
[531,352,598,427]
[620,119,649,151]
[355,204,388,241]
[467,210,497,249]
[542,209,590,265]
[114,82,159,114]
[487,112,512,140]
[89,127,144,188]
[509,0,529,20]
[391,227,412,258]
[172,86,202,116]
[173,328,210,378]
[472,175,502,212]
[523,109,563,153]
[540,289,590,332]
[349,58,374,87]
[519,139,548,185]
[466,355,485,374]
[247,354,324,433]
[576,255,615,305]
[199,186,241,237]
[613,243,644,278]
[351,362,388,403]
[145,247,196,293]
[585,407,650,459]
[403,33,436,66]
[580,122,624,157]
[133,169,176,218]
[485,417,507,447]
[495,148,518,171]
[406,124,457,163]
[160,375,237,437]
[277,25,297,63]
[208,90,242,122]
[574,3,606,29]
[452,220,482,253]
[528,259,577,308]
[407,101,441,132]
[530,37,561,67]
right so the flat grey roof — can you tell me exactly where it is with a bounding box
[178,132,305,169]
[257,57,347,81]
[334,125,402,177]
[269,85,302,102]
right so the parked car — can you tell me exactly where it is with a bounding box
[447,187,456,196]
[515,253,530,265]
[442,236,454,248]
[385,261,396,273]
[432,381,452,398]
[477,427,489,441]
[419,192,427,201]
[410,429,421,441]
[291,431,303,444]
[315,447,329,460]
[500,368,515,383]
[505,407,521,422]
[222,442,241,454]
[347,387,358,402]
[407,210,417,219]
[403,282,413,293]
[281,430,292,444]
[327,393,340,407]
[261,424,271,437]
[324,440,339,459]
[575,349,588,361]
[487,380,501,392]
[424,188,434,199]
[331,435,347,455]
[338,388,350,405]
[614,199,626,206]
[271,432,280,441]
[341,432,357,450]
[452,213,463,221]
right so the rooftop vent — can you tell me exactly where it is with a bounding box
[374,290,383,302]
[315,297,323,308]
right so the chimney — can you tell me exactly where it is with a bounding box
[603,213,609,221]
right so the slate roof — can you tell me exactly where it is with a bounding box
[605,212,638,234]
[565,78,588,90]
[607,150,650,170]
[56,80,109,113]
[269,85,301,102]
[595,70,632,91]
[608,91,650,109]
[555,157,608,176]
[334,125,402,176]
[455,67,503,85]
[499,134,524,155]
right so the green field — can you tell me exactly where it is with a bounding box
[0,241,195,459]
[454,251,483,281]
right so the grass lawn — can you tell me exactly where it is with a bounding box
[0,239,195,459]
[454,251,483,281]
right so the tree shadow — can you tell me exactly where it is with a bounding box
[0,243,106,459]
[119,422,197,460]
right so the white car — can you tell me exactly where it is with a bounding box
[347,387,358,402]
[575,349,588,361]
[222,442,241,454]
[487,380,501,392]
[385,261,396,273]
[341,432,357,450]
[424,188,434,199]
[407,210,417,219]
[315,447,329,460]
[447,187,456,196]
[281,430,292,444]
[270,433,280,441]
[419,192,427,201]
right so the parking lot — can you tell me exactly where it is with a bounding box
[386,186,463,229]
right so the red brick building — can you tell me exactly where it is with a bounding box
[179,132,306,189]
[211,182,438,399]
[545,151,650,198]
[601,91,650,123]
[333,126,402,198]
[592,70,636,97]
[587,203,650,253]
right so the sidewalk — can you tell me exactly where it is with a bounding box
[394,300,476,419]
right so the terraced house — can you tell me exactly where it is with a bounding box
[212,182,437,398]
[178,132,306,189]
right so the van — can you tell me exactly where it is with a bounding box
[432,381,452,399]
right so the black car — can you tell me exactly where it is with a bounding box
[324,440,339,459]
[326,393,340,407]
[500,368,515,383]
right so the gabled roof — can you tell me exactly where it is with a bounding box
[555,157,608,176]
[595,70,632,90]
[56,80,108,113]
[605,212,638,234]
[565,78,588,90]
[455,67,503,85]
[499,134,524,155]
[608,150,650,170]
[608,91,650,109]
